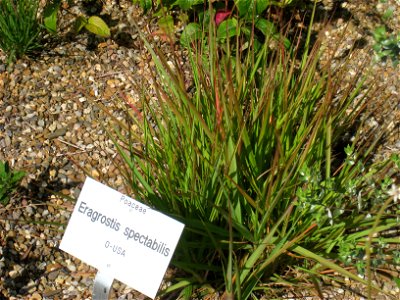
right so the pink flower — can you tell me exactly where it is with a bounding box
[215,10,231,26]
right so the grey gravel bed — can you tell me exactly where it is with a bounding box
[1,0,400,299]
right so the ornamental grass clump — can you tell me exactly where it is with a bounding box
[0,0,42,63]
[107,7,400,299]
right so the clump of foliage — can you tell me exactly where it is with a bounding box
[179,5,291,51]
[43,0,110,37]
[0,0,42,63]
[372,26,400,66]
[139,0,322,50]
[0,161,25,206]
[107,5,399,299]
[372,1,400,66]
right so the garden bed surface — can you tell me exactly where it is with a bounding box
[0,0,399,299]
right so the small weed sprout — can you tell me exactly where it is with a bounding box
[0,161,25,206]
[372,2,400,66]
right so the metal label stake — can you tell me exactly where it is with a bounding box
[93,270,114,300]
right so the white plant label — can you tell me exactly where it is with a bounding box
[60,177,184,299]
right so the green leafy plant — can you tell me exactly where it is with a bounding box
[43,0,61,34]
[372,25,400,66]
[43,0,110,38]
[137,0,317,50]
[0,161,25,206]
[74,15,111,38]
[106,6,399,299]
[372,3,400,66]
[0,0,42,63]
[180,6,291,51]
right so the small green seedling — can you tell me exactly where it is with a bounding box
[75,15,111,38]
[0,161,25,206]
[372,26,400,66]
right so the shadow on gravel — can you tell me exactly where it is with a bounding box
[276,3,355,61]
[19,166,82,204]
[1,236,47,297]
[0,166,81,297]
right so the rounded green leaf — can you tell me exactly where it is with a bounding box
[217,18,238,41]
[43,0,61,34]
[255,18,277,37]
[173,0,204,10]
[256,0,270,14]
[235,0,254,17]
[235,0,271,17]
[85,16,110,38]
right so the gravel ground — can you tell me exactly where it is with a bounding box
[0,0,399,299]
